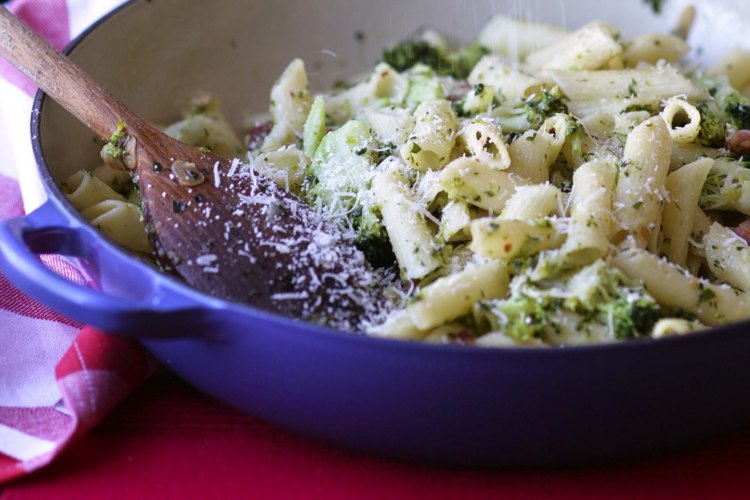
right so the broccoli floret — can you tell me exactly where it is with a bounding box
[725,93,750,131]
[109,120,127,148]
[303,96,327,158]
[353,205,396,268]
[479,259,662,344]
[697,102,727,148]
[100,120,128,169]
[700,158,750,215]
[305,120,377,206]
[607,295,662,340]
[575,264,661,341]
[382,40,487,80]
[453,83,496,117]
[643,0,665,14]
[304,120,394,267]
[445,43,489,80]
[484,293,554,343]
[405,64,445,110]
[692,73,750,141]
[523,87,568,129]
[383,40,447,74]
[490,87,568,133]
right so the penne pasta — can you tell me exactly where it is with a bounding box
[367,309,425,340]
[407,261,510,330]
[440,201,472,242]
[81,200,152,254]
[252,146,309,193]
[612,247,750,326]
[621,34,689,67]
[262,59,313,152]
[372,158,441,279]
[660,98,701,143]
[689,208,712,259]
[670,143,720,171]
[459,119,511,171]
[478,16,569,59]
[550,66,706,103]
[705,222,750,293]
[613,116,672,248]
[68,12,750,346]
[470,217,566,261]
[507,114,569,183]
[660,158,713,266]
[526,22,622,72]
[468,56,543,103]
[499,184,561,221]
[61,170,125,211]
[440,157,528,212]
[712,49,750,91]
[327,63,409,124]
[362,106,415,147]
[401,99,457,171]
[559,160,617,267]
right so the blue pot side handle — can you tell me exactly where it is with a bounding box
[0,200,212,337]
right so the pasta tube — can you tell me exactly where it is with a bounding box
[81,200,151,254]
[61,171,125,211]
[372,159,440,279]
[459,119,511,171]
[499,184,561,221]
[262,59,312,152]
[507,114,569,183]
[526,22,622,72]
[613,116,672,248]
[401,100,457,171]
[407,261,510,330]
[661,158,713,266]
[612,248,750,326]
[559,160,617,267]
[660,99,701,144]
[440,157,528,212]
[470,218,565,261]
[705,223,750,293]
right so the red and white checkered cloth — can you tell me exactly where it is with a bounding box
[0,0,154,484]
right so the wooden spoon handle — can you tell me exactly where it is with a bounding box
[0,6,144,138]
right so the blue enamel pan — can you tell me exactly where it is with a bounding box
[2,0,750,466]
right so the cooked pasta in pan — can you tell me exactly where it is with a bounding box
[65,10,750,346]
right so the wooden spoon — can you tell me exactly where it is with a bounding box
[0,7,390,331]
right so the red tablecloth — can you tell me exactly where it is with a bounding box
[2,373,750,500]
[2,2,750,497]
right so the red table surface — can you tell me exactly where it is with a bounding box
[2,373,750,500]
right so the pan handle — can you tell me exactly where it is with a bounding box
[0,200,218,338]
